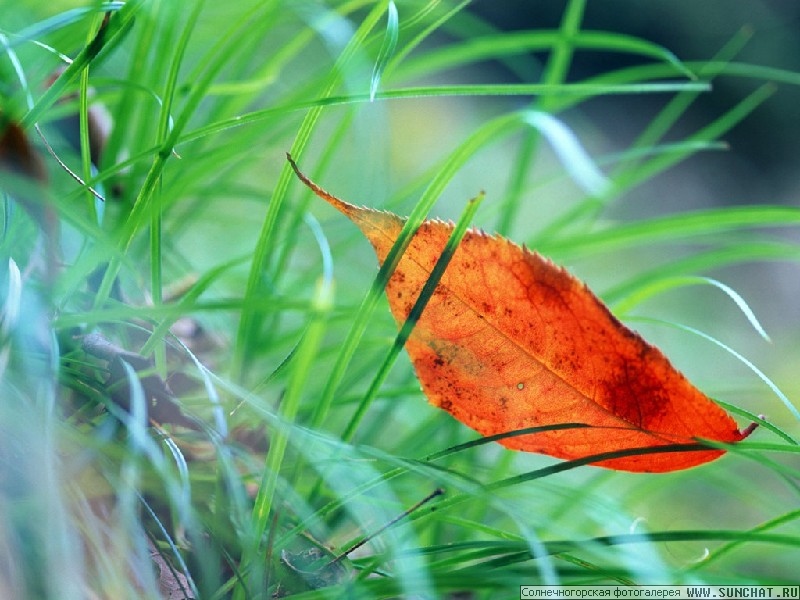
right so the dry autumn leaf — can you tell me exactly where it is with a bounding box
[288,155,749,472]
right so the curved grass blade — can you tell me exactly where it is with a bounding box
[614,275,770,342]
[535,83,776,244]
[523,110,610,196]
[686,509,800,572]
[370,1,399,102]
[392,30,693,84]
[21,2,138,129]
[629,317,800,423]
[603,241,800,306]
[539,205,800,260]
[2,3,126,49]
[233,1,389,381]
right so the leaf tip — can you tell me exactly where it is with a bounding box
[286,153,356,217]
[739,420,760,439]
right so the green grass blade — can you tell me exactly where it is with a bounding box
[233,0,388,381]
[614,275,771,341]
[369,1,398,101]
[341,191,484,442]
[241,276,333,594]
[539,205,800,259]
[522,110,610,196]
[311,111,522,432]
[602,241,800,305]
[21,1,138,128]
[628,317,799,423]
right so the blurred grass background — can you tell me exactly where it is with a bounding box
[1,0,799,597]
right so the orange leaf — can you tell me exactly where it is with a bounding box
[288,156,747,472]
